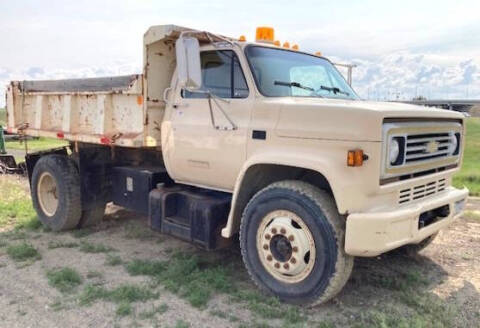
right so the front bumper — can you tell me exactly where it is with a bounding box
[345,186,468,257]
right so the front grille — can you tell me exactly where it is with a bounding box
[405,133,454,163]
[398,178,446,204]
[382,121,462,181]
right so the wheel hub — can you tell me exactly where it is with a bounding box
[37,171,59,217]
[257,210,316,283]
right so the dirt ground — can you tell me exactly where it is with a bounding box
[0,176,479,328]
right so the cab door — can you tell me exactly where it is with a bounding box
[165,49,251,191]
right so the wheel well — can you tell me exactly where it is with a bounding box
[230,164,334,235]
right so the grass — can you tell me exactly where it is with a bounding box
[125,252,306,325]
[125,252,232,308]
[453,118,480,195]
[5,137,68,151]
[138,303,169,319]
[6,242,41,262]
[79,242,114,253]
[0,108,5,126]
[105,254,123,266]
[463,210,480,221]
[79,283,158,316]
[123,221,158,240]
[46,267,83,293]
[47,240,79,249]
[0,178,40,231]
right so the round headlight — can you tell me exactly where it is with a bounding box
[389,138,400,165]
[449,134,458,155]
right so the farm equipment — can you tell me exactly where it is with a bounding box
[0,125,24,174]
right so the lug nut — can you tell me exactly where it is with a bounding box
[271,228,277,234]
[288,235,294,241]
[263,244,269,250]
[280,228,286,234]
[266,255,273,261]
[290,257,296,264]
[292,246,298,253]
[274,262,280,269]
[283,263,289,270]
[265,233,271,240]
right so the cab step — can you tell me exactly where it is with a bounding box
[149,185,232,250]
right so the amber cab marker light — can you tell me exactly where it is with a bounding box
[255,27,274,43]
[292,44,299,50]
[283,41,290,48]
[239,35,246,42]
[315,51,322,56]
[347,149,367,167]
[274,40,281,46]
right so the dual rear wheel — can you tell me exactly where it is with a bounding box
[31,155,105,231]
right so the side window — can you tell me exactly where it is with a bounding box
[183,50,249,99]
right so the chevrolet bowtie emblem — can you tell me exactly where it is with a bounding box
[426,140,439,153]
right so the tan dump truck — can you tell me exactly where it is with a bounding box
[5,25,468,304]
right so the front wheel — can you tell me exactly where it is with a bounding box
[240,181,353,305]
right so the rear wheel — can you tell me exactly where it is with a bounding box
[77,203,106,228]
[31,155,82,231]
[240,180,353,305]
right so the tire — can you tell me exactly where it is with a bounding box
[31,155,82,231]
[397,233,438,255]
[240,180,354,305]
[77,203,106,228]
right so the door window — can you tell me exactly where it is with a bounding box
[183,50,249,99]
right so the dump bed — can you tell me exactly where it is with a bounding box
[6,75,148,147]
[5,24,200,148]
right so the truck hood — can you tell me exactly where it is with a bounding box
[274,98,464,142]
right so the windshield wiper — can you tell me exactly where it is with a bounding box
[318,85,350,96]
[274,80,314,92]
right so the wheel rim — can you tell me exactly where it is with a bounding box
[37,171,59,217]
[256,210,316,284]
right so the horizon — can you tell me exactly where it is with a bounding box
[1,0,479,106]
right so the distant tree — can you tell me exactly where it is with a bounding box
[412,95,427,101]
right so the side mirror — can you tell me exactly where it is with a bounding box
[176,37,202,90]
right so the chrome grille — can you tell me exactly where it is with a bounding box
[405,132,454,163]
[398,178,447,204]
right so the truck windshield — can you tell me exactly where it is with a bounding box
[245,46,359,100]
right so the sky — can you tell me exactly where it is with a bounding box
[0,0,479,106]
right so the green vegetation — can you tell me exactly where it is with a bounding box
[0,179,40,230]
[125,252,306,325]
[5,137,68,151]
[86,270,104,279]
[463,210,480,221]
[47,240,79,249]
[453,118,480,195]
[0,108,5,126]
[123,221,158,240]
[79,283,158,316]
[139,303,169,319]
[125,252,231,308]
[79,242,114,253]
[46,267,83,293]
[6,242,40,262]
[174,320,190,328]
[105,254,123,266]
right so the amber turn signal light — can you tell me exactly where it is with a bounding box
[347,149,366,167]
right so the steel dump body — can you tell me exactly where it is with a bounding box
[5,25,202,148]
[6,75,146,147]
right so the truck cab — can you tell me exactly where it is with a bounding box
[6,25,468,305]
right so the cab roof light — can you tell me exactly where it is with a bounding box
[292,44,299,50]
[283,41,290,48]
[255,27,275,43]
[239,35,246,42]
[274,40,281,46]
[315,51,323,56]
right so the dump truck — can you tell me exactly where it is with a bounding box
[5,25,468,304]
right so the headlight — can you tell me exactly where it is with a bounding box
[389,138,400,165]
[449,133,458,155]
